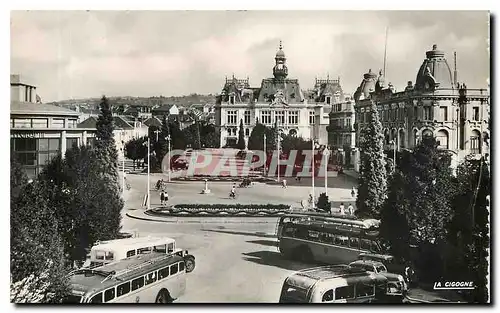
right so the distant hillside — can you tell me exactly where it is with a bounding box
[46,94,216,110]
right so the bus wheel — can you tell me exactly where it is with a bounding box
[185,256,196,273]
[155,290,172,303]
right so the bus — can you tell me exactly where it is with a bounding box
[277,215,382,264]
[64,253,186,303]
[82,236,195,273]
[279,265,395,303]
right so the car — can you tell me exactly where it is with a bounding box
[349,260,408,301]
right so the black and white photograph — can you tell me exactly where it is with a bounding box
[8,7,491,304]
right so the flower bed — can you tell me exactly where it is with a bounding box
[173,176,274,182]
[147,203,292,217]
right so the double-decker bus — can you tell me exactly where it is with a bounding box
[64,253,186,303]
[82,236,195,273]
[276,214,382,264]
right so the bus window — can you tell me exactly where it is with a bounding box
[104,288,115,302]
[158,267,169,280]
[167,243,174,253]
[126,250,136,257]
[283,225,296,237]
[335,285,355,300]
[360,239,371,250]
[171,263,179,275]
[138,247,152,254]
[131,277,145,291]
[370,242,382,253]
[322,289,334,302]
[117,282,131,297]
[145,272,157,285]
[153,244,167,253]
[356,282,375,298]
[339,236,349,246]
[349,238,360,249]
[90,293,103,303]
[179,261,185,272]
[95,251,105,260]
[308,231,319,241]
[105,251,114,261]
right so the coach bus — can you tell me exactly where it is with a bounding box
[277,215,382,264]
[279,265,395,303]
[64,253,186,303]
[83,236,195,273]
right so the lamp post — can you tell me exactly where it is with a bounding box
[143,137,151,210]
[167,135,171,182]
[323,146,329,196]
[121,140,125,197]
[263,133,267,176]
[277,124,281,183]
[312,138,318,209]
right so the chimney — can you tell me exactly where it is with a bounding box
[453,52,458,86]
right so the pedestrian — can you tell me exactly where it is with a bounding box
[160,190,165,205]
[348,203,354,215]
[164,190,169,203]
[282,179,287,188]
[351,187,356,198]
[339,203,345,215]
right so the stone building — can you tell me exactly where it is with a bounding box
[326,94,356,167]
[215,42,339,148]
[353,44,490,171]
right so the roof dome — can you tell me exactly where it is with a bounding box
[275,41,286,58]
[354,69,377,101]
[415,44,453,90]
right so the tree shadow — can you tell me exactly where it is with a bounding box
[241,250,314,271]
[202,229,276,238]
[246,239,278,247]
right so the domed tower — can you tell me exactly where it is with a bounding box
[273,41,288,80]
[415,44,454,91]
[353,69,378,101]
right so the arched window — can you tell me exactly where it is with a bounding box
[384,129,390,145]
[470,130,481,154]
[413,130,419,146]
[436,130,449,150]
[422,129,433,138]
[399,130,405,148]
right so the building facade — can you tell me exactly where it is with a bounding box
[353,45,490,171]
[10,75,94,178]
[215,42,340,148]
[326,95,356,166]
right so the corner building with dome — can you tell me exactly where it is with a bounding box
[352,44,490,171]
[215,42,348,148]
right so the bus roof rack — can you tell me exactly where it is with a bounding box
[101,253,177,282]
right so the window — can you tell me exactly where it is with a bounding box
[473,107,480,121]
[90,293,103,303]
[153,244,166,253]
[167,243,174,253]
[356,283,375,298]
[158,267,169,280]
[322,289,334,302]
[436,130,449,149]
[360,239,371,250]
[275,111,285,124]
[261,110,271,125]
[49,138,60,151]
[126,250,136,257]
[245,128,250,136]
[66,138,78,150]
[338,236,349,246]
[14,119,31,128]
[179,261,185,272]
[349,238,359,249]
[138,247,152,254]
[105,251,114,261]
[226,110,237,125]
[131,277,145,291]
[440,106,448,121]
[171,263,179,275]
[370,241,381,253]
[376,265,387,273]
[52,118,65,128]
[335,285,355,300]
[413,107,418,118]
[470,131,481,154]
[423,107,432,121]
[244,110,251,125]
[95,251,105,260]
[68,119,77,128]
[145,272,157,285]
[326,96,331,105]
[288,111,299,125]
[309,111,315,124]
[117,282,130,297]
[32,118,48,128]
[104,288,115,302]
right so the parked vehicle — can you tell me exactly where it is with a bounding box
[279,265,403,303]
[348,260,408,301]
[65,253,186,303]
[82,236,195,273]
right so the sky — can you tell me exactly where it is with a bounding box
[10,10,490,102]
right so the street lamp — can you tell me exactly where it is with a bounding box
[323,146,330,196]
[263,133,267,176]
[166,134,171,182]
[143,137,151,210]
[121,140,125,197]
[277,123,281,183]
[311,138,319,209]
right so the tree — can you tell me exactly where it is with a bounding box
[94,96,120,190]
[247,122,267,151]
[169,120,186,150]
[236,119,246,150]
[10,160,69,302]
[356,103,387,218]
[280,134,310,153]
[447,157,490,303]
[316,192,330,213]
[124,137,147,171]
